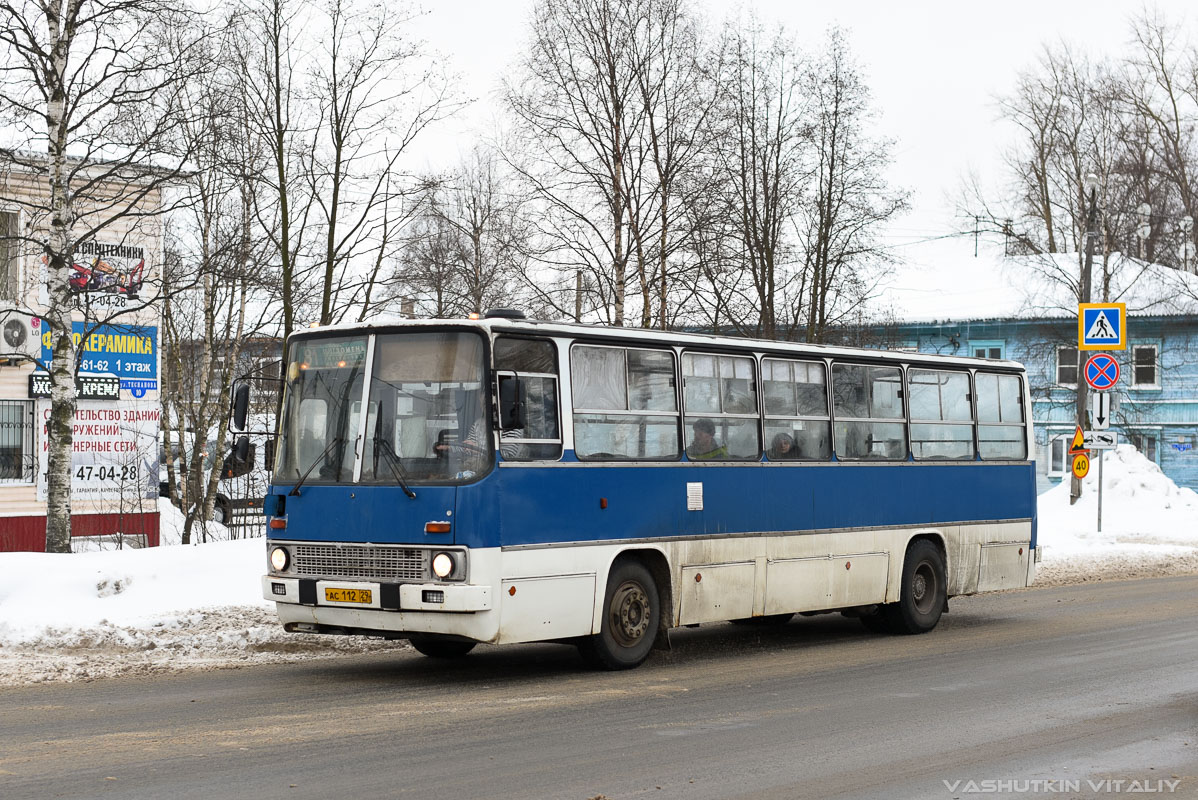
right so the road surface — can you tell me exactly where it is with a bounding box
[1,575,1195,799]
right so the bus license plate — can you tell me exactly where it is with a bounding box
[324,587,372,604]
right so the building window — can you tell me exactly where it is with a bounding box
[970,340,1005,360]
[0,400,34,483]
[1128,431,1158,464]
[0,210,19,302]
[1056,346,1078,386]
[1132,345,1158,388]
[1047,434,1071,476]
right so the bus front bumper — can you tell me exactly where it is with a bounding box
[262,576,493,613]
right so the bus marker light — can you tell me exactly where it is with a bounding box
[695,573,702,583]
[425,521,452,534]
[508,585,516,596]
[1019,547,1024,556]
[845,561,851,570]
[599,497,607,509]
[270,518,287,530]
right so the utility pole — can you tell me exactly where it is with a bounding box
[1071,172,1100,506]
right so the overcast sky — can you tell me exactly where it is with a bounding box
[411,0,1194,250]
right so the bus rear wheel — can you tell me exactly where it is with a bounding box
[884,539,946,635]
[409,635,476,659]
[579,560,660,670]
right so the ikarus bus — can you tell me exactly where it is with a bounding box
[236,311,1038,669]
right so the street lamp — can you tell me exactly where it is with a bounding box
[1136,203,1152,260]
[1182,215,1194,273]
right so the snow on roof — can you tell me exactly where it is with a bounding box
[877,234,1198,323]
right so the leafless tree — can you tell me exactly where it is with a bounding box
[302,0,461,327]
[504,0,652,326]
[158,15,280,544]
[396,148,530,317]
[796,28,907,343]
[694,17,809,340]
[0,0,207,551]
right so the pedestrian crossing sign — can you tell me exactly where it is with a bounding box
[1078,303,1126,350]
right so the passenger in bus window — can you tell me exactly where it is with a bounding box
[687,418,728,460]
[768,432,797,460]
[499,427,527,460]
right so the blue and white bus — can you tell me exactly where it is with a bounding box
[243,312,1038,669]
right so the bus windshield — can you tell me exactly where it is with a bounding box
[275,330,492,486]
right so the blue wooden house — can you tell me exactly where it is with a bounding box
[865,239,1198,494]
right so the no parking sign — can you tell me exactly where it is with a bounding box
[1083,353,1120,391]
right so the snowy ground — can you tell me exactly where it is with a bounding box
[1,445,1195,687]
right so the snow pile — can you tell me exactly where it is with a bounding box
[0,499,407,686]
[1036,444,1198,584]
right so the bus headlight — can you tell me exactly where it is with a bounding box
[270,546,290,572]
[431,552,456,579]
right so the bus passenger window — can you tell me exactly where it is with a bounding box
[909,369,974,460]
[682,352,758,460]
[571,345,680,460]
[495,337,563,461]
[832,363,906,460]
[976,372,1026,459]
[762,358,831,460]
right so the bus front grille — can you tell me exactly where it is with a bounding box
[292,544,425,581]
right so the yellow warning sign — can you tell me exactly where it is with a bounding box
[1072,453,1090,479]
[1069,426,1087,455]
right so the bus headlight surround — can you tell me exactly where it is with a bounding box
[431,552,456,579]
[270,546,290,572]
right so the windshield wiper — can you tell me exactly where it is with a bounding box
[374,434,417,499]
[287,436,344,497]
[372,414,416,498]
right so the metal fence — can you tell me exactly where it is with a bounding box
[0,400,34,484]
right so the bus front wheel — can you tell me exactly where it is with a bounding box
[409,635,476,659]
[884,539,946,635]
[579,560,660,670]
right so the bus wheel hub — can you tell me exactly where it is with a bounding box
[615,583,649,640]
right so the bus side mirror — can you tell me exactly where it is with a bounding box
[232,383,250,431]
[498,376,526,431]
[236,435,250,464]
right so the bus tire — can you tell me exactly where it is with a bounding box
[884,539,946,635]
[211,498,230,526]
[579,560,660,670]
[409,635,476,659]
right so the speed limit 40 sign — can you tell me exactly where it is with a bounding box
[1072,452,1090,479]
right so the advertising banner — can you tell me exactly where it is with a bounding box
[40,321,158,396]
[36,401,160,504]
[68,241,147,310]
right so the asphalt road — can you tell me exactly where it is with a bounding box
[2,576,1196,800]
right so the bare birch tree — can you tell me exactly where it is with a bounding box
[797,28,906,343]
[0,0,205,551]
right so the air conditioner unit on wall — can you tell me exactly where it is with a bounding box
[0,310,43,361]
